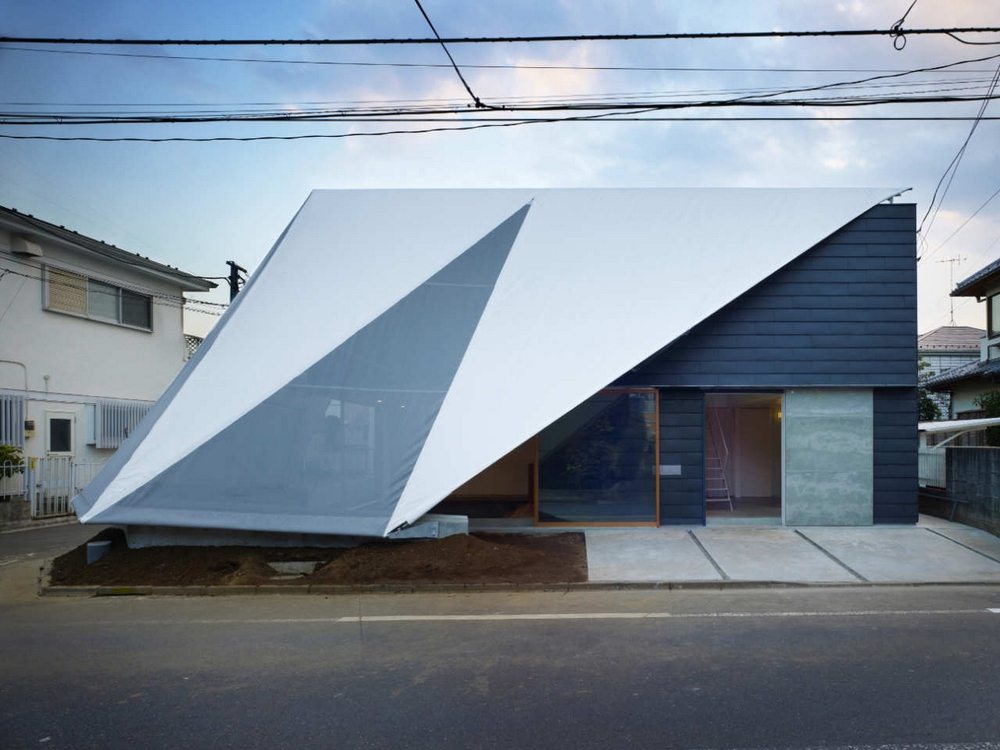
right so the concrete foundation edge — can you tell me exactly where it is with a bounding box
[36,558,1000,598]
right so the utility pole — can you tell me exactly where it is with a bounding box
[226,260,247,302]
[937,255,966,326]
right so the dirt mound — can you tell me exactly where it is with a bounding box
[48,531,586,587]
[313,532,586,585]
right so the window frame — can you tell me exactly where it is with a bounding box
[989,292,1000,339]
[45,412,75,456]
[44,264,154,332]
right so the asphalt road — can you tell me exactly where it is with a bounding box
[1,579,999,749]
[0,522,103,567]
[1,525,999,749]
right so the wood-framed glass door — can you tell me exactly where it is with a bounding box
[534,388,659,526]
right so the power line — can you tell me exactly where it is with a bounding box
[0,259,227,313]
[947,32,1000,46]
[2,26,1000,46]
[3,114,1000,143]
[921,183,1000,263]
[5,45,999,74]
[917,59,1000,247]
[412,0,484,108]
[3,76,993,117]
[6,49,998,125]
[4,92,999,126]
[889,0,919,50]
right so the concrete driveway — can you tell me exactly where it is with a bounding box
[585,516,1000,584]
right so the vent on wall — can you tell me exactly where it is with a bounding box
[11,236,42,257]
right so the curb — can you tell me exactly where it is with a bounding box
[35,559,1000,597]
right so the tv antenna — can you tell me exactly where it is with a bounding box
[937,255,966,325]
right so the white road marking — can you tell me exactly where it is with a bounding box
[988,607,1000,613]
[72,608,998,626]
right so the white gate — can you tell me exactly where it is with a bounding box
[918,449,946,489]
[23,458,107,519]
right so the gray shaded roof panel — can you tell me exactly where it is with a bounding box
[0,205,216,292]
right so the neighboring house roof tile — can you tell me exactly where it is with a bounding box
[924,358,1000,389]
[917,325,985,353]
[951,255,1000,298]
[0,205,216,292]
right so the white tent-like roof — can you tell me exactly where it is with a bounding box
[74,188,902,537]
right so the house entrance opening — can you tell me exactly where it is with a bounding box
[705,393,782,524]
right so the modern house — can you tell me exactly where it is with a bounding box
[918,325,985,417]
[925,257,1000,420]
[74,188,918,539]
[0,206,216,472]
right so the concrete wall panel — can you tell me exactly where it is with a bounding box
[784,388,873,525]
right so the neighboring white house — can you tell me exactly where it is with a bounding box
[917,325,985,417]
[0,205,216,467]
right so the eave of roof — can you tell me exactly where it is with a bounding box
[951,256,1000,298]
[923,358,1000,390]
[0,205,216,292]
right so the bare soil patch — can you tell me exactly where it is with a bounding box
[49,528,587,587]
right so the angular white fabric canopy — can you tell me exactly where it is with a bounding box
[75,188,902,536]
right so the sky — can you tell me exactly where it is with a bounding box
[1,0,999,337]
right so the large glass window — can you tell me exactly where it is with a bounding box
[537,389,658,523]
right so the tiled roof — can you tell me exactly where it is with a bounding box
[924,358,1000,389]
[917,325,985,352]
[0,205,216,292]
[952,255,1000,298]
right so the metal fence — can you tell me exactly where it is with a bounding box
[0,460,27,499]
[0,458,106,519]
[918,449,947,489]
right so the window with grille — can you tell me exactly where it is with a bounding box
[45,266,153,330]
[96,399,153,449]
[0,393,25,448]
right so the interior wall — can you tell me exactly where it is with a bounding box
[707,396,782,500]
[449,438,535,497]
[734,406,781,497]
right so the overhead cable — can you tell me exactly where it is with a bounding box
[4,114,1000,142]
[4,45,999,74]
[2,26,1000,46]
[917,60,1000,246]
[412,0,484,108]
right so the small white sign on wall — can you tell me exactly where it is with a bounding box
[659,464,682,477]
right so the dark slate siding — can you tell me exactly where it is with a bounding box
[615,203,917,389]
[659,389,705,524]
[873,387,918,524]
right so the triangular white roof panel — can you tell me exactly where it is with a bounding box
[79,190,534,522]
